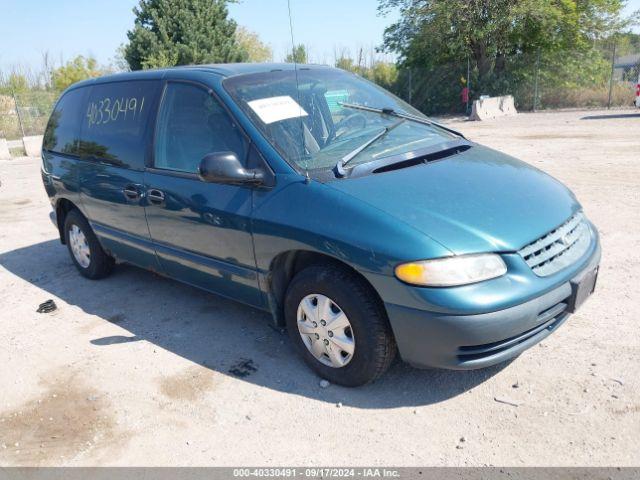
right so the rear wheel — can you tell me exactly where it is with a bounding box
[64,209,114,279]
[284,264,396,386]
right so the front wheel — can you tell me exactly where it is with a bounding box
[64,209,114,279]
[285,265,396,387]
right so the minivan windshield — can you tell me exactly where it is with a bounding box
[223,68,457,173]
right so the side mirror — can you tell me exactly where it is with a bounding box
[198,152,264,186]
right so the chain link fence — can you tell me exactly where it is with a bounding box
[1,46,639,143]
[0,91,58,140]
[390,45,640,116]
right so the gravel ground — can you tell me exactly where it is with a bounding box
[0,108,638,466]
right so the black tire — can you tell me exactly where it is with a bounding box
[284,264,397,387]
[64,209,114,279]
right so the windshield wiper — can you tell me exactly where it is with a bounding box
[335,118,406,176]
[339,102,465,139]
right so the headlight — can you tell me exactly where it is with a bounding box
[395,254,507,287]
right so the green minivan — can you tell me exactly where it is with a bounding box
[41,64,600,386]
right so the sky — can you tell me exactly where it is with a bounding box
[0,0,399,72]
[0,0,639,73]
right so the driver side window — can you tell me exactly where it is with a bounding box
[154,82,247,173]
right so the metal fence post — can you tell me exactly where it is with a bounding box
[533,48,541,112]
[607,39,617,110]
[466,56,471,115]
[12,91,26,138]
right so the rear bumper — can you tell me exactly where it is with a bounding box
[385,242,601,370]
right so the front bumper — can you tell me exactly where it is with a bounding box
[383,239,601,370]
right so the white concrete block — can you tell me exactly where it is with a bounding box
[470,95,518,121]
[22,135,43,157]
[0,138,10,160]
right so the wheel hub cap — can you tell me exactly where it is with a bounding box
[69,224,91,268]
[296,294,355,368]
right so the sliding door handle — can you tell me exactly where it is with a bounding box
[147,189,165,205]
[123,185,141,200]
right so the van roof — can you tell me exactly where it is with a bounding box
[69,63,332,89]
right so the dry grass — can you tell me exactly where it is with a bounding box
[540,83,635,110]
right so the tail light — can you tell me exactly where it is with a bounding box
[636,83,640,97]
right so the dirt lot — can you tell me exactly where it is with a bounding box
[0,109,639,466]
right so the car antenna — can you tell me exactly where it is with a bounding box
[287,0,310,184]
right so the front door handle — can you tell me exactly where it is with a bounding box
[148,188,165,205]
[123,185,141,201]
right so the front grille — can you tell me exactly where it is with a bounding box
[518,211,591,277]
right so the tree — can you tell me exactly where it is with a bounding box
[112,45,132,72]
[335,56,357,72]
[123,0,247,70]
[611,31,640,56]
[379,0,633,112]
[368,62,399,90]
[236,27,273,62]
[285,44,308,64]
[335,56,399,90]
[0,73,29,94]
[381,0,629,74]
[51,56,103,92]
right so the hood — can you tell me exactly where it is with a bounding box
[326,145,581,254]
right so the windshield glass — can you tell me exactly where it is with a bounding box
[223,68,457,172]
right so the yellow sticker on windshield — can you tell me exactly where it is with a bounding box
[248,96,308,124]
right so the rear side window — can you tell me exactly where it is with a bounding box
[43,88,86,155]
[79,80,160,170]
[154,82,247,173]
